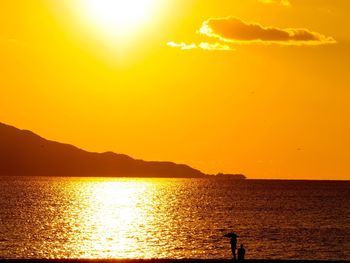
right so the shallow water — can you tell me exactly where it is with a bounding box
[0,177,349,259]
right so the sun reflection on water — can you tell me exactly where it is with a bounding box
[75,180,156,258]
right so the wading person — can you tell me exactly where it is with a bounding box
[224,232,238,260]
[238,244,245,261]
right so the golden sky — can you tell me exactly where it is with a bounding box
[1,0,349,180]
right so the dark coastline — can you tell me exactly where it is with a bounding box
[0,122,245,180]
[0,259,349,263]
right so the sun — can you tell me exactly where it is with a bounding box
[80,0,159,40]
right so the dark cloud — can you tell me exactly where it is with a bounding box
[199,17,336,45]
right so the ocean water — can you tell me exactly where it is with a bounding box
[0,177,349,260]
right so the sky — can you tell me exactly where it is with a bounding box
[1,0,349,180]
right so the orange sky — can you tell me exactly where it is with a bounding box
[1,0,349,180]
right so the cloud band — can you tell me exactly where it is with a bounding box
[199,17,336,45]
[167,41,232,51]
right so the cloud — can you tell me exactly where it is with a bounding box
[168,16,336,51]
[259,0,291,7]
[167,42,197,50]
[199,17,336,45]
[167,41,232,51]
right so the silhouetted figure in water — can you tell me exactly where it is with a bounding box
[224,232,238,260]
[238,244,245,261]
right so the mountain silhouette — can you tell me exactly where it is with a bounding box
[0,122,246,179]
[0,122,207,178]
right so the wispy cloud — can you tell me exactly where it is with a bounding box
[199,17,336,46]
[167,41,232,51]
[258,0,291,7]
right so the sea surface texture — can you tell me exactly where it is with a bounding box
[0,177,349,260]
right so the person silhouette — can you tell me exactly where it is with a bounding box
[238,244,245,261]
[230,233,238,260]
[224,232,237,260]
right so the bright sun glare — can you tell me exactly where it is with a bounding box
[81,0,158,39]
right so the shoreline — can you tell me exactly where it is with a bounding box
[0,259,349,263]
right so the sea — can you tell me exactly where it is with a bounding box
[0,176,349,260]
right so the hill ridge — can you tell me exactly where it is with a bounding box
[0,122,245,179]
